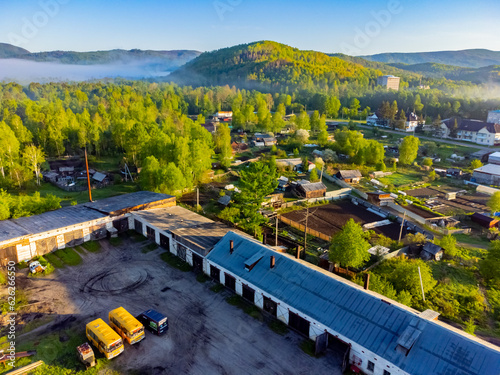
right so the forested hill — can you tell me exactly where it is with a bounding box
[0,43,30,58]
[15,49,201,66]
[169,41,388,91]
[360,49,500,69]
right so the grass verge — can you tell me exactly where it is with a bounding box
[160,252,192,272]
[109,237,123,247]
[269,320,289,335]
[196,273,210,283]
[300,339,317,357]
[142,243,158,253]
[82,241,101,253]
[210,284,224,293]
[54,248,82,266]
[44,253,64,268]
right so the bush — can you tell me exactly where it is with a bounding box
[0,268,6,285]
[28,262,55,277]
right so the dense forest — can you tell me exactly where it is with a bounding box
[0,78,499,197]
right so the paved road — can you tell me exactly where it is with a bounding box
[331,121,493,151]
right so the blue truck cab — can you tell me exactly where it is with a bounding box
[137,309,168,335]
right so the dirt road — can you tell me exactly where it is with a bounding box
[17,236,344,375]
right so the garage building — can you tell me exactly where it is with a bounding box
[0,191,175,265]
[205,231,500,375]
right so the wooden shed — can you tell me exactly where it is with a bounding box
[421,242,444,261]
[294,180,327,199]
[336,170,362,184]
[366,191,395,206]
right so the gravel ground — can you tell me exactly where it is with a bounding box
[16,236,344,375]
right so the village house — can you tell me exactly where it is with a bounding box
[440,118,500,146]
[366,191,395,207]
[276,158,315,172]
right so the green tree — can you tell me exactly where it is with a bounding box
[488,192,500,214]
[423,157,433,167]
[450,119,459,138]
[329,219,370,269]
[214,123,232,168]
[310,111,321,133]
[480,240,500,287]
[310,168,319,182]
[399,136,420,165]
[233,161,278,236]
[22,145,45,186]
[470,159,482,169]
[350,98,360,119]
[386,258,437,297]
[439,235,457,257]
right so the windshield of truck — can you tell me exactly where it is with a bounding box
[107,339,123,353]
[159,318,168,328]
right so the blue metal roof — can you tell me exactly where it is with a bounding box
[207,232,500,375]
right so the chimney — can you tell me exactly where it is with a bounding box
[263,233,267,245]
[230,240,234,254]
[270,256,275,269]
[364,273,370,290]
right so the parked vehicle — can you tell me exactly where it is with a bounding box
[85,319,124,359]
[29,261,45,274]
[136,309,168,335]
[76,343,95,368]
[109,307,145,344]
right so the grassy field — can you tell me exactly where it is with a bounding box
[378,171,423,186]
[12,181,138,206]
[53,248,82,266]
[454,233,491,248]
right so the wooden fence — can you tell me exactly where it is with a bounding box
[279,215,332,242]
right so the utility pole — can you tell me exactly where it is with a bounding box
[304,206,309,256]
[398,211,406,242]
[320,164,324,183]
[85,147,92,202]
[275,215,279,247]
[197,188,200,212]
[418,266,426,301]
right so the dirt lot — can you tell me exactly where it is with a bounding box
[282,201,406,240]
[12,236,344,375]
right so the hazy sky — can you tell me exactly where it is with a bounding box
[0,0,499,55]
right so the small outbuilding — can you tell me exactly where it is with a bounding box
[366,191,395,206]
[421,242,444,261]
[336,170,362,184]
[294,180,327,199]
[471,212,499,228]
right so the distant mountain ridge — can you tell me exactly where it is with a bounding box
[0,43,30,58]
[360,49,500,68]
[0,43,201,69]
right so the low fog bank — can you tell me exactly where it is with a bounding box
[0,59,173,83]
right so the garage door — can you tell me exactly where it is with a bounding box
[160,234,170,250]
[113,218,129,233]
[0,246,16,265]
[242,284,255,303]
[35,239,47,255]
[146,226,155,240]
[177,244,186,261]
[263,296,277,317]
[134,219,143,234]
[289,311,310,337]
[192,253,203,272]
[225,273,236,291]
[65,230,83,247]
[92,226,107,240]
[46,236,58,253]
[210,265,220,281]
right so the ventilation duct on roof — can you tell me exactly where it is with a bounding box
[244,250,266,272]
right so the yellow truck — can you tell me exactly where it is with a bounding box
[85,319,124,359]
[109,307,145,344]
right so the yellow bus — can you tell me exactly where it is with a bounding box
[109,307,145,344]
[85,318,124,359]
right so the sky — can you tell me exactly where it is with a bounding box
[0,0,499,55]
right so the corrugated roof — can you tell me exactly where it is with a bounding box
[473,163,500,176]
[132,206,243,256]
[423,242,442,255]
[0,220,30,243]
[92,172,107,182]
[11,205,106,235]
[297,181,327,192]
[207,232,500,375]
[443,118,500,133]
[84,191,174,215]
[338,170,362,179]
